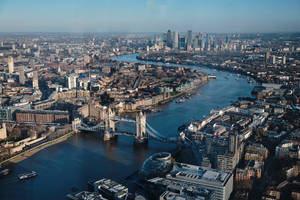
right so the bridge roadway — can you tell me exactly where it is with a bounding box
[77,115,179,143]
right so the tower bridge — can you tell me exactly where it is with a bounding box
[76,109,180,144]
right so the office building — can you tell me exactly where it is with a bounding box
[228,134,237,153]
[19,66,26,85]
[179,36,186,50]
[93,178,128,200]
[166,162,233,200]
[147,177,215,200]
[283,56,286,65]
[172,31,179,50]
[166,30,172,48]
[216,153,239,172]
[265,52,270,63]
[272,55,276,65]
[193,37,199,49]
[32,71,39,89]
[8,56,14,74]
[187,30,192,47]
[66,73,78,89]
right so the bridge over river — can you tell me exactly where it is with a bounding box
[76,109,180,144]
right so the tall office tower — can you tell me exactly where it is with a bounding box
[8,56,14,74]
[19,66,26,85]
[12,44,15,50]
[201,39,205,50]
[198,32,203,40]
[187,30,192,47]
[32,71,39,89]
[272,55,276,64]
[192,38,198,49]
[166,30,172,48]
[162,33,167,43]
[225,35,229,43]
[282,56,286,65]
[179,36,186,50]
[66,74,78,89]
[265,52,270,63]
[172,31,179,49]
[0,41,3,47]
[206,40,211,51]
[196,33,202,43]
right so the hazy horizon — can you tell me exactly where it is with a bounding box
[0,0,300,33]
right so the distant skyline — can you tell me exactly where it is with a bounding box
[0,0,300,33]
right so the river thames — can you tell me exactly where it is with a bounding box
[0,54,256,200]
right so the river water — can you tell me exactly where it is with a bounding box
[0,54,255,200]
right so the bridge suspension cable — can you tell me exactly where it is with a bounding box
[78,114,180,143]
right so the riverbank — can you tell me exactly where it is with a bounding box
[0,131,76,167]
[118,79,209,114]
[136,55,260,84]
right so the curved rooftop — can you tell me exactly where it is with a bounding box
[139,152,173,180]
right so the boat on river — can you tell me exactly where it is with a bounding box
[18,171,37,181]
[176,98,185,103]
[0,168,11,177]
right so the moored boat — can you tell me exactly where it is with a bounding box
[18,171,37,180]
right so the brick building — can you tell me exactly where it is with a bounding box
[15,109,69,124]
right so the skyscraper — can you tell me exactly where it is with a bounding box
[282,56,286,65]
[8,56,14,74]
[179,36,186,50]
[19,66,26,85]
[265,52,270,64]
[187,30,192,47]
[166,30,172,48]
[272,55,276,65]
[172,31,179,50]
[32,71,39,89]
[193,37,198,49]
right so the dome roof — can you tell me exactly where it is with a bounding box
[139,152,173,180]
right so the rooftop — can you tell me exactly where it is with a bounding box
[148,177,214,199]
[167,162,232,186]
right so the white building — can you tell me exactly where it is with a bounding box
[32,71,39,89]
[66,74,78,89]
[166,162,233,200]
[8,56,14,74]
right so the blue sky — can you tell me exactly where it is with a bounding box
[0,0,300,33]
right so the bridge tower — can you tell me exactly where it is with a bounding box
[108,108,115,132]
[103,107,116,141]
[134,111,148,144]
